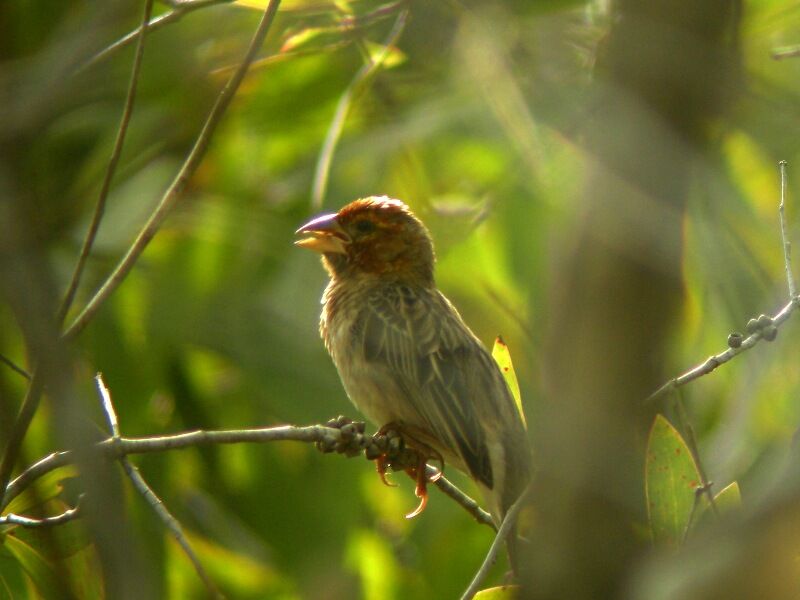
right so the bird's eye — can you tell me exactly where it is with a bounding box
[354,220,376,234]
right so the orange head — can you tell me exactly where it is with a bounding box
[295,196,435,284]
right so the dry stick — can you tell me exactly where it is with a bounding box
[78,0,235,73]
[3,451,73,511]
[311,8,409,209]
[0,500,82,528]
[779,161,796,298]
[427,465,495,529]
[673,389,718,516]
[647,162,799,403]
[58,0,155,325]
[95,375,221,600]
[63,0,282,343]
[459,483,531,600]
[3,425,492,529]
[0,353,31,381]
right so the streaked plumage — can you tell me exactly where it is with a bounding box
[296,196,531,523]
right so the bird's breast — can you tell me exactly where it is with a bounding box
[320,280,419,428]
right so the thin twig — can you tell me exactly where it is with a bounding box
[647,164,799,402]
[681,484,708,544]
[63,0,282,341]
[460,483,531,600]
[772,45,800,61]
[646,295,798,402]
[311,8,409,209]
[673,390,718,517]
[428,466,495,529]
[779,161,796,298]
[0,500,82,528]
[3,424,491,529]
[0,353,31,381]
[95,374,221,599]
[3,451,73,511]
[0,369,44,508]
[78,0,235,73]
[58,0,155,325]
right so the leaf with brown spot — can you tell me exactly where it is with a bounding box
[645,414,700,549]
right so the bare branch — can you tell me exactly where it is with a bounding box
[4,422,493,530]
[648,164,798,402]
[460,483,531,600]
[673,390,717,516]
[58,0,155,325]
[63,0,282,341]
[0,499,82,528]
[428,466,495,529]
[779,161,796,298]
[3,451,73,511]
[646,297,797,402]
[311,8,409,209]
[0,353,31,380]
[95,374,221,599]
[79,0,235,73]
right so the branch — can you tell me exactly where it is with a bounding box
[1,0,281,514]
[3,451,73,511]
[311,7,409,209]
[429,466,495,529]
[647,162,799,402]
[673,389,718,516]
[79,0,235,73]
[0,353,31,380]
[58,0,155,325]
[62,0,282,341]
[460,483,531,600]
[646,296,797,402]
[95,374,221,599]
[779,161,796,298]
[0,499,82,528]
[3,423,493,530]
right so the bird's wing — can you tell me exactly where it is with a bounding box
[359,284,499,489]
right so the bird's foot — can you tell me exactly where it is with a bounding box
[367,423,445,518]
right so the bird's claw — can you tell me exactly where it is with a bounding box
[375,454,398,487]
[369,423,445,519]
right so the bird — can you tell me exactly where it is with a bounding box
[295,196,531,530]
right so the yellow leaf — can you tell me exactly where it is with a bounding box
[492,336,526,429]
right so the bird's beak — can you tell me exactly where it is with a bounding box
[294,213,350,255]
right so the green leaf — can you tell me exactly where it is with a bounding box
[492,336,526,428]
[695,481,742,529]
[645,414,701,549]
[2,535,62,600]
[0,542,30,600]
[474,585,520,599]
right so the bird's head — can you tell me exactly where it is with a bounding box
[295,196,435,284]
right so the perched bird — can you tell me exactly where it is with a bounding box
[295,196,531,527]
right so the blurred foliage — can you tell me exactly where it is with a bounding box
[2,0,800,597]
